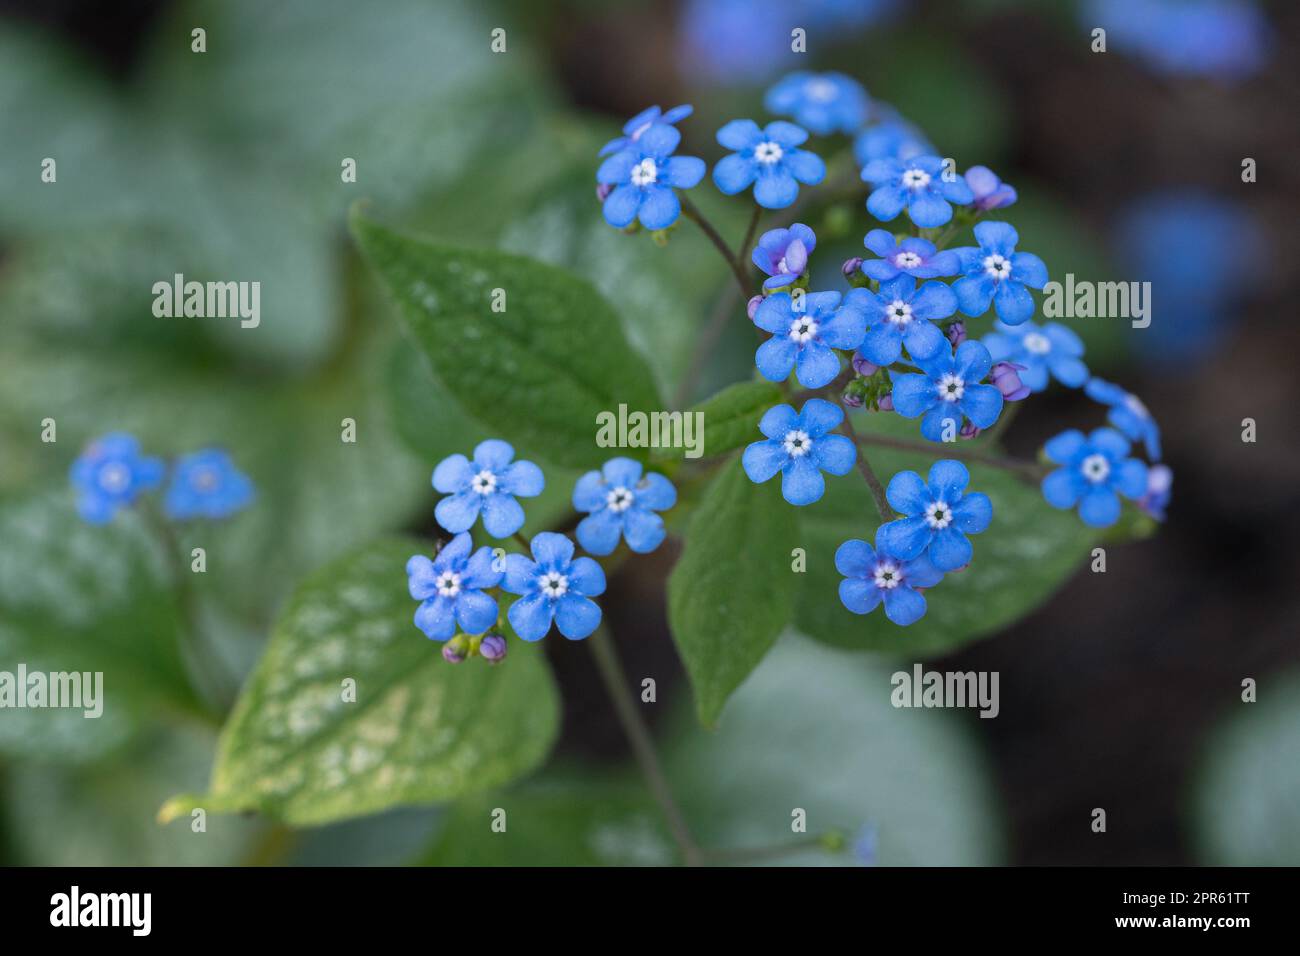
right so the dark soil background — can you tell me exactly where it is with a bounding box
[9,0,1297,865]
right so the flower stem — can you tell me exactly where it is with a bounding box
[837,413,894,520]
[680,196,750,297]
[738,205,762,275]
[586,628,704,866]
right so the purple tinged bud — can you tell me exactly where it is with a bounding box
[442,641,466,664]
[842,256,864,279]
[989,362,1031,402]
[479,633,507,663]
[946,320,966,348]
[747,295,764,319]
[959,422,981,440]
[596,183,614,202]
[877,394,894,412]
[851,353,878,377]
[842,390,865,408]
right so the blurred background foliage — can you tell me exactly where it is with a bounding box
[0,0,1295,865]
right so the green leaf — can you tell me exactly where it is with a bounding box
[351,212,662,469]
[162,537,560,826]
[793,414,1095,656]
[0,488,201,763]
[666,636,1005,865]
[652,378,782,464]
[417,773,675,866]
[668,459,799,726]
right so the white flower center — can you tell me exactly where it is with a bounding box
[806,78,837,101]
[902,168,931,190]
[539,571,569,599]
[470,470,497,495]
[436,571,462,598]
[937,373,965,402]
[789,317,819,343]
[753,141,784,165]
[606,486,634,513]
[925,501,952,529]
[896,251,923,268]
[873,562,902,590]
[1022,332,1051,355]
[782,429,812,457]
[630,157,658,186]
[886,299,913,326]
[190,466,220,492]
[1124,394,1149,418]
[1081,453,1111,484]
[983,254,1010,280]
[98,461,132,493]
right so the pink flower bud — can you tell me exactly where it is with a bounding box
[841,256,864,279]
[945,320,966,348]
[959,422,981,440]
[851,353,878,377]
[989,362,1031,402]
[747,295,764,319]
[595,183,614,202]
[877,394,894,412]
[842,390,864,408]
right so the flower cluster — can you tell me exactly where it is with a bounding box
[412,445,676,662]
[70,433,253,525]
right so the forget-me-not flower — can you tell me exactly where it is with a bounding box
[982,320,1088,393]
[853,109,934,167]
[164,448,254,520]
[964,165,1018,211]
[853,274,956,367]
[1041,428,1148,528]
[861,154,974,228]
[890,340,1004,442]
[753,290,866,389]
[407,532,503,641]
[599,104,693,157]
[597,124,706,230]
[69,432,165,524]
[503,533,606,641]
[742,399,855,506]
[860,229,960,282]
[835,528,944,626]
[752,223,816,291]
[573,457,676,556]
[1085,377,1161,460]
[713,119,826,209]
[433,439,544,538]
[878,460,992,572]
[764,71,869,135]
[951,221,1048,326]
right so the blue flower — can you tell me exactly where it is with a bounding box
[573,457,676,556]
[742,398,855,506]
[753,290,866,389]
[763,71,869,135]
[1137,464,1173,521]
[752,223,816,291]
[713,119,826,209]
[951,221,1048,326]
[853,274,956,367]
[835,528,944,626]
[964,165,1017,211]
[1041,428,1148,528]
[1081,0,1269,81]
[983,320,1088,393]
[890,340,1004,441]
[432,439,544,538]
[1084,377,1161,460]
[860,229,960,281]
[597,124,706,230]
[69,432,165,524]
[878,460,993,572]
[503,533,605,641]
[598,104,693,157]
[163,448,254,520]
[853,109,934,167]
[407,533,503,641]
[861,154,974,228]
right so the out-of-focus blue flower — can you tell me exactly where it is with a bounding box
[599,104,693,157]
[433,439,544,538]
[713,119,826,209]
[503,533,605,641]
[890,340,1004,442]
[407,532,503,641]
[1041,428,1148,528]
[1082,0,1270,80]
[1085,377,1161,460]
[964,165,1017,211]
[69,432,165,524]
[861,155,974,228]
[852,823,879,866]
[742,399,855,506]
[1137,464,1173,521]
[1116,191,1264,365]
[573,458,676,556]
[983,320,1088,393]
[835,528,944,626]
[853,107,934,167]
[861,229,960,282]
[597,125,706,230]
[853,275,955,367]
[951,221,1048,326]
[753,223,816,291]
[878,460,993,572]
[753,290,866,388]
[764,71,869,135]
[164,448,254,520]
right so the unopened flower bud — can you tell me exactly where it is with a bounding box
[945,320,966,347]
[989,362,1031,402]
[876,393,894,412]
[959,422,981,440]
[851,352,878,377]
[747,295,763,319]
[479,633,508,663]
[842,389,864,408]
[596,183,613,202]
[841,256,864,279]
[442,635,469,664]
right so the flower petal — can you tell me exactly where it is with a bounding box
[742,440,788,484]
[712,154,756,195]
[928,527,972,571]
[555,595,602,640]
[575,510,622,557]
[481,493,526,538]
[568,556,607,596]
[622,508,666,553]
[878,515,931,561]
[414,597,456,641]
[812,433,855,476]
[952,491,992,534]
[780,456,826,506]
[454,589,498,636]
[882,585,927,625]
[835,538,876,577]
[507,592,554,642]
[839,578,883,615]
[435,491,481,534]
[530,531,575,568]
[432,454,472,494]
